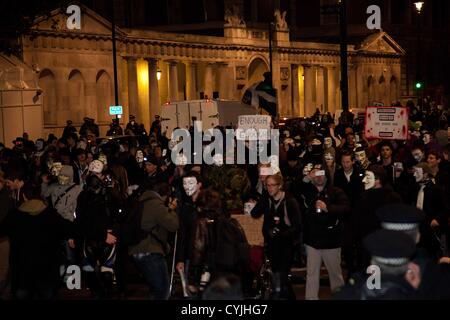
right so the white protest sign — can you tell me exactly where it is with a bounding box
[365,106,409,140]
[236,115,271,140]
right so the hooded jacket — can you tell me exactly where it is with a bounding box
[128,190,179,256]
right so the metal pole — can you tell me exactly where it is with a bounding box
[111,0,119,120]
[416,10,422,105]
[268,21,273,87]
[339,0,349,113]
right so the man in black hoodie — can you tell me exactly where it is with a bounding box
[0,181,73,300]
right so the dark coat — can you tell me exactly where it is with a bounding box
[333,167,365,206]
[251,192,302,246]
[352,187,402,241]
[298,183,350,249]
[0,200,73,291]
[75,187,121,243]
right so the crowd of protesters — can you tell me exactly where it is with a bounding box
[0,98,450,300]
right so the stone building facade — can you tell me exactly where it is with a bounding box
[16,5,404,137]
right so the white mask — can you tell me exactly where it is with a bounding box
[58,175,70,186]
[98,154,108,166]
[355,150,367,164]
[136,150,144,163]
[212,154,224,167]
[324,137,332,149]
[183,177,198,196]
[77,140,87,150]
[324,153,334,162]
[394,162,404,178]
[244,202,256,215]
[303,163,313,176]
[412,150,424,162]
[51,162,63,176]
[362,171,375,190]
[36,140,44,151]
[413,167,424,183]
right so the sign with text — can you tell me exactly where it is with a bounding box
[365,106,408,140]
[109,106,123,115]
[237,115,271,140]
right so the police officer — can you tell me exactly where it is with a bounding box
[333,229,417,300]
[126,115,140,135]
[376,203,450,299]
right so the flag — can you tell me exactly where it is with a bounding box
[242,81,277,117]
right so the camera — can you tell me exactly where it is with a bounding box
[103,174,114,188]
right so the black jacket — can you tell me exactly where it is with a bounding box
[333,167,365,206]
[251,192,302,246]
[298,183,350,249]
[0,200,74,291]
[353,187,402,241]
[75,187,121,243]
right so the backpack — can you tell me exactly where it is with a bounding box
[212,217,250,272]
[119,194,148,246]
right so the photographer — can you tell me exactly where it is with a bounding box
[251,174,301,299]
[301,163,350,300]
[129,181,179,300]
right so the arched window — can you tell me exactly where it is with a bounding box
[68,70,85,124]
[38,69,56,125]
[96,70,114,124]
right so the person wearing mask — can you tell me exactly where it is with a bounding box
[41,165,82,281]
[74,160,121,299]
[411,162,448,260]
[300,163,350,300]
[175,171,204,296]
[323,148,337,187]
[250,174,301,299]
[352,165,403,270]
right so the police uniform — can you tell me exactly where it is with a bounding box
[377,203,450,299]
[376,203,425,234]
[333,229,417,300]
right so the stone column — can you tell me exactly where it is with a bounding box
[54,69,67,126]
[316,66,325,113]
[204,63,214,99]
[292,64,300,117]
[327,66,337,115]
[145,58,161,120]
[218,62,230,100]
[303,64,315,117]
[168,60,179,101]
[125,56,139,117]
[186,62,197,100]
[348,64,357,109]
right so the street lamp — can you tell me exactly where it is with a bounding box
[156,69,162,81]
